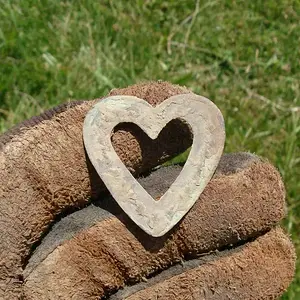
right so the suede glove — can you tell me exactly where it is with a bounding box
[0,82,295,300]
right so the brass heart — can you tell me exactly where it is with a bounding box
[83,94,225,237]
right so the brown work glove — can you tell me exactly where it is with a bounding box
[0,82,295,299]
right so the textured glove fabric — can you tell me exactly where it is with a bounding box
[0,82,295,299]
[22,153,294,299]
[111,227,294,300]
[0,82,192,299]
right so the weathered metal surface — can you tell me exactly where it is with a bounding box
[83,94,225,237]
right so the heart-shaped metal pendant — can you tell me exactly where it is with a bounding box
[83,93,225,237]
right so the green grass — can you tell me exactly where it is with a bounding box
[0,0,299,298]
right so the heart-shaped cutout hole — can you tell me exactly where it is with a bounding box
[111,120,192,200]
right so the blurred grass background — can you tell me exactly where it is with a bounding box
[0,1,299,298]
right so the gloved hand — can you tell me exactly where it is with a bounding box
[0,82,295,300]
